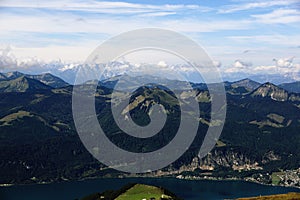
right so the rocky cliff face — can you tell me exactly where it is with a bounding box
[199,149,262,171]
[250,82,289,101]
[180,149,283,173]
[177,148,263,172]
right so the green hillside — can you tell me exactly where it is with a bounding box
[116,184,169,200]
[0,72,300,186]
[80,183,181,200]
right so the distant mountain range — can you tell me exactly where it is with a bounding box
[0,71,69,89]
[2,70,300,94]
[0,71,300,187]
[2,59,299,84]
[279,81,300,93]
[1,71,300,97]
[227,78,261,91]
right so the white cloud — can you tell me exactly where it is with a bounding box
[0,0,252,38]
[252,65,277,72]
[2,47,300,82]
[223,56,300,81]
[138,12,177,17]
[233,60,252,68]
[0,0,299,69]
[0,46,17,69]
[251,9,300,24]
[273,57,294,67]
[157,61,168,68]
[224,60,252,73]
[0,0,209,15]
[0,13,252,35]
[0,46,67,73]
[219,0,299,13]
[213,60,222,68]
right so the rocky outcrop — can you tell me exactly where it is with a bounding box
[199,149,262,171]
[178,149,262,172]
[262,151,281,164]
[250,82,289,101]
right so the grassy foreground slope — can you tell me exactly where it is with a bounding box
[116,184,171,200]
[238,192,300,200]
[81,183,181,200]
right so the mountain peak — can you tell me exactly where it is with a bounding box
[0,71,69,88]
[0,72,7,80]
[262,81,275,86]
[27,73,69,88]
[240,78,253,82]
[250,82,289,101]
[226,78,261,95]
[3,71,24,79]
[230,78,260,91]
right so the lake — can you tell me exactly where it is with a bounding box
[0,178,300,200]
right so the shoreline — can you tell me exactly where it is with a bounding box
[1,174,300,191]
[175,175,300,190]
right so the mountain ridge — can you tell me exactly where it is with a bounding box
[249,82,300,102]
[2,71,300,95]
[0,75,52,92]
[230,78,261,91]
[279,81,300,93]
[0,71,69,88]
[1,71,300,187]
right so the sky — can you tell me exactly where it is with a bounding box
[0,0,300,82]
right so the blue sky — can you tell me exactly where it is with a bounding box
[0,0,300,81]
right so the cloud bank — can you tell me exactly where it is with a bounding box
[1,47,300,83]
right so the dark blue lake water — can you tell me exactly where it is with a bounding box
[1,178,299,200]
